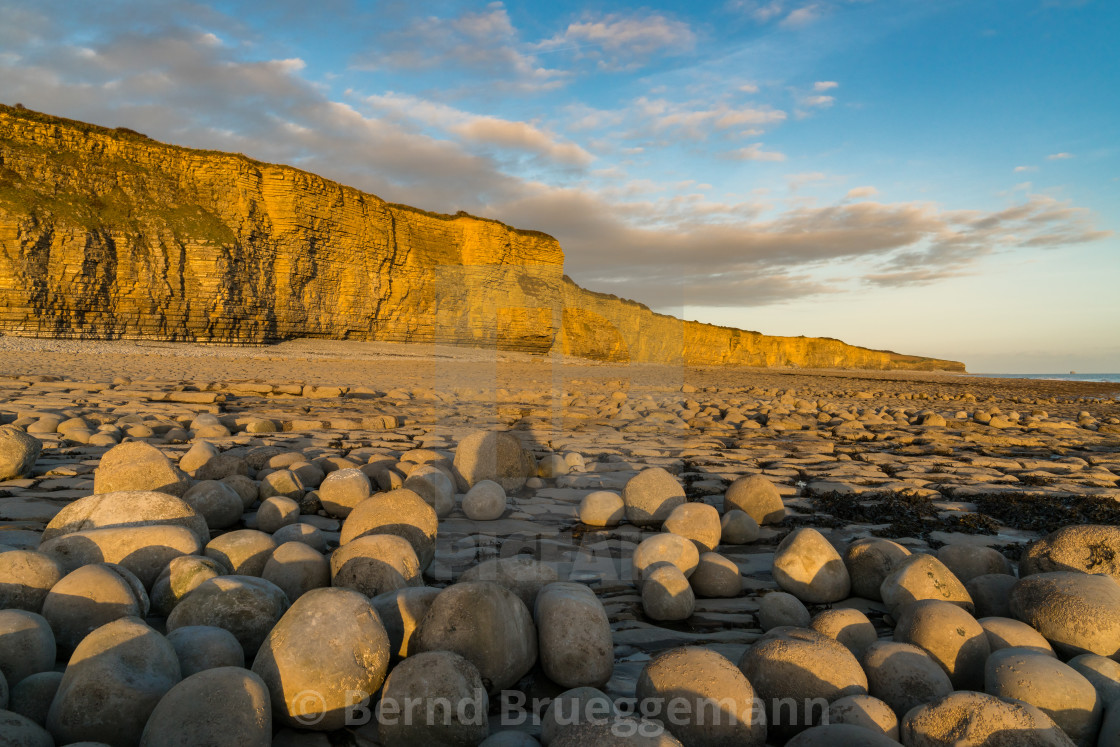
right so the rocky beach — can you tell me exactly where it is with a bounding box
[1,337,1119,746]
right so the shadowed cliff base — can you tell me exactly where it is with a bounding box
[0,104,963,372]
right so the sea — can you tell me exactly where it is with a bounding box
[972,373,1120,384]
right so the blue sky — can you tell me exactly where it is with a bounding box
[1,0,1117,371]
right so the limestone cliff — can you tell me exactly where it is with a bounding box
[0,105,965,372]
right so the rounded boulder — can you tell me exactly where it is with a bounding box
[165,625,245,677]
[578,491,624,527]
[637,646,766,747]
[139,667,271,747]
[622,468,686,528]
[1010,571,1120,658]
[723,474,785,525]
[453,431,537,492]
[535,582,613,689]
[252,587,390,731]
[0,610,55,687]
[377,651,489,747]
[339,488,438,570]
[772,528,851,604]
[330,534,422,597]
[317,468,371,518]
[93,441,190,497]
[42,563,149,653]
[41,490,209,546]
[46,617,181,747]
[463,479,507,521]
[0,551,64,613]
[415,582,537,694]
[166,575,289,659]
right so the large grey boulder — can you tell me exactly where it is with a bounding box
[622,468,685,528]
[41,490,209,545]
[93,441,190,497]
[139,667,271,747]
[0,425,41,481]
[253,587,390,731]
[453,431,536,491]
[46,617,181,747]
[415,582,537,694]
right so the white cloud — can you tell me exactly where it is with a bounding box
[813,80,838,91]
[803,94,835,107]
[355,3,566,93]
[846,186,879,199]
[1014,165,1037,173]
[729,1,787,23]
[781,3,824,27]
[537,12,695,71]
[366,93,593,167]
[731,143,787,161]
[739,83,760,94]
[1047,152,1074,160]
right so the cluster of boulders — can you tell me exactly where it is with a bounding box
[1,413,1120,746]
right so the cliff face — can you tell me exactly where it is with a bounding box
[0,105,964,372]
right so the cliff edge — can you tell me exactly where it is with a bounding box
[0,104,964,372]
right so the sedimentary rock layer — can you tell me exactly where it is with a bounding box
[0,105,963,371]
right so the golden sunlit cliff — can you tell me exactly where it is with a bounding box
[0,104,964,371]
